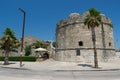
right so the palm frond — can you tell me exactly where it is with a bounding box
[84,8,102,28]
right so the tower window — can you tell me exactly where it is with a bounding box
[79,41,83,46]
[76,49,80,56]
[109,42,111,47]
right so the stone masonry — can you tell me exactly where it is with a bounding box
[54,12,115,62]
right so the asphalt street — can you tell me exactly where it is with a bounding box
[0,67,120,80]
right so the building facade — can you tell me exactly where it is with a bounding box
[54,12,115,62]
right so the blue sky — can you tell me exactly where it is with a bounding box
[0,0,120,49]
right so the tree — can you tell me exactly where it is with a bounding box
[84,8,102,68]
[0,28,20,65]
[32,41,48,49]
[101,22,113,61]
[52,42,57,48]
[25,45,31,56]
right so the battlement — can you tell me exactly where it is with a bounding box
[57,12,112,28]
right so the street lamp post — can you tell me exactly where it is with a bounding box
[19,8,26,67]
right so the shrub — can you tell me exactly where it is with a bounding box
[0,56,4,61]
[25,45,31,56]
[0,56,36,61]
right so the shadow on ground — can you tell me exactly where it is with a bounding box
[0,62,16,65]
[78,64,92,67]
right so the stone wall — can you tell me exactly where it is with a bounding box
[54,12,115,62]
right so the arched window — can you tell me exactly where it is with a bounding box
[79,41,83,46]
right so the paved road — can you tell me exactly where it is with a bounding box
[0,67,120,80]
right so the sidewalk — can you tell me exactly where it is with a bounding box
[0,59,120,71]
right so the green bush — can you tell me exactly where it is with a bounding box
[0,56,36,61]
[0,56,4,61]
[25,45,32,56]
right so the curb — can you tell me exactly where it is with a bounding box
[55,69,120,72]
[1,67,30,70]
[1,66,120,72]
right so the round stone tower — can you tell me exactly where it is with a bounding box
[54,12,115,62]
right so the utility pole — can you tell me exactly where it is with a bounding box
[19,8,26,67]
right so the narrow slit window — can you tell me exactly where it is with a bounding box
[76,49,80,56]
[109,42,111,47]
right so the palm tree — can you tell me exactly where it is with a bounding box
[101,22,113,61]
[84,8,102,68]
[0,28,20,65]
